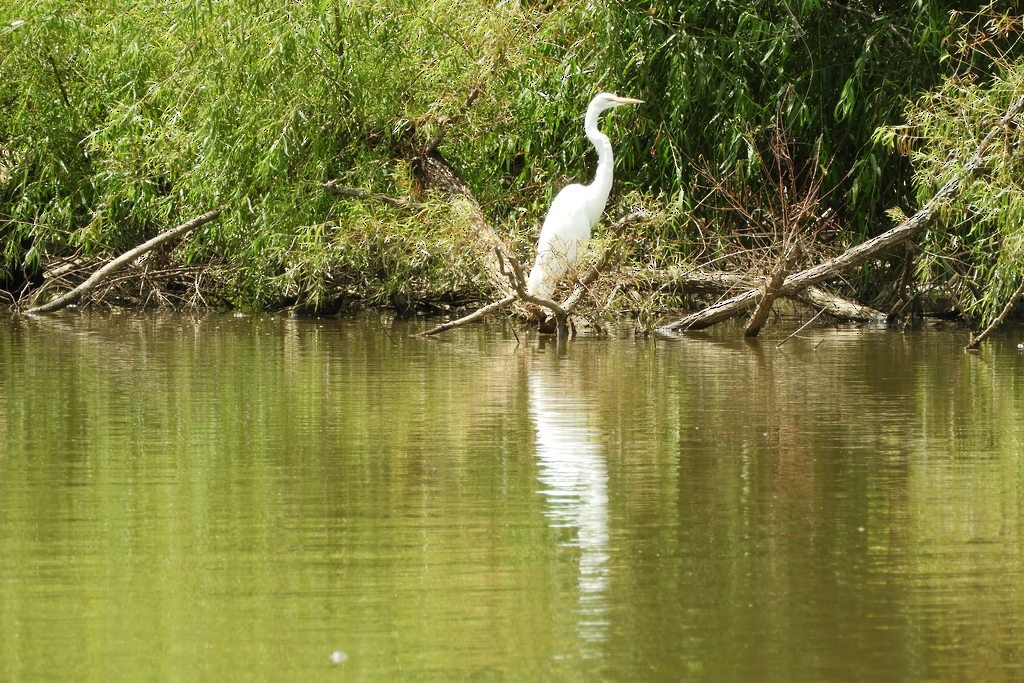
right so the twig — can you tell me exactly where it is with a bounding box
[322,180,421,209]
[776,306,828,348]
[965,278,1024,350]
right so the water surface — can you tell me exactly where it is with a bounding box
[2,313,1023,680]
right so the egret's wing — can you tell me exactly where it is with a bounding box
[536,184,593,249]
[529,184,596,298]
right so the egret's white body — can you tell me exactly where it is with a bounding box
[527,93,642,301]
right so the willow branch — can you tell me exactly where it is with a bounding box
[660,93,1024,332]
[322,180,421,209]
[965,278,1024,350]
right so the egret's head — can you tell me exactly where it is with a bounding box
[589,92,644,114]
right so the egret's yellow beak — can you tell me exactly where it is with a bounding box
[613,96,644,105]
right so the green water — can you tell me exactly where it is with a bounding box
[2,313,1024,681]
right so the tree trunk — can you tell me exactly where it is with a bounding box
[412,149,513,296]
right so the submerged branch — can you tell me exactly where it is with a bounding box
[744,253,791,337]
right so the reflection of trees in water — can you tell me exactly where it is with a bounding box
[528,360,609,650]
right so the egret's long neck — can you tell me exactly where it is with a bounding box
[584,105,614,201]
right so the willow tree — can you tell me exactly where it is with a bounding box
[0,0,993,316]
[875,6,1024,338]
[0,0,550,309]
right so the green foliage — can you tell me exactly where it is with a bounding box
[0,0,980,311]
[0,0,528,306]
[875,5,1024,327]
[580,1,955,233]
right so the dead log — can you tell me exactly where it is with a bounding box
[657,268,886,323]
[26,208,223,314]
[660,93,1024,333]
[798,286,886,323]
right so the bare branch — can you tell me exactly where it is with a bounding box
[561,212,647,313]
[419,294,517,337]
[27,207,224,314]
[497,248,567,318]
[322,180,421,209]
[965,278,1024,350]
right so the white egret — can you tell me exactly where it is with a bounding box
[526,92,643,301]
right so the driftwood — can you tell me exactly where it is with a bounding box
[419,249,572,338]
[657,268,886,323]
[499,250,572,338]
[660,93,1024,333]
[27,208,223,314]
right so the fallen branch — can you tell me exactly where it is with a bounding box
[660,94,1024,332]
[499,249,571,338]
[419,294,517,337]
[656,268,885,323]
[322,180,421,210]
[561,211,647,313]
[798,286,886,323]
[26,207,223,314]
[417,212,648,339]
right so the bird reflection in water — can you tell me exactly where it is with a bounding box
[528,359,610,650]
